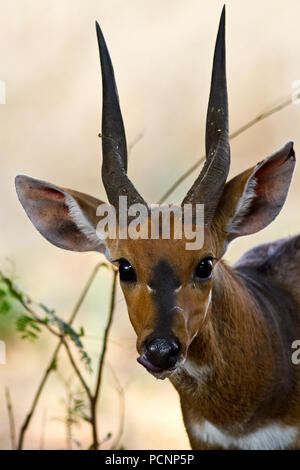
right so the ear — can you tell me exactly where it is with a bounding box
[15,175,111,259]
[214,141,296,244]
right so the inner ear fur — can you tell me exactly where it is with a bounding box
[15,175,110,256]
[212,141,295,246]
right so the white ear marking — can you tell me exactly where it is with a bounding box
[227,177,257,235]
[64,193,110,259]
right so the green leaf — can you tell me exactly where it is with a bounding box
[79,327,85,337]
[0,288,6,298]
[16,314,41,342]
[39,303,55,315]
[27,331,38,339]
[82,414,92,424]
[49,357,57,371]
[0,299,11,314]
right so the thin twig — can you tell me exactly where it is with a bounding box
[90,268,118,450]
[39,408,47,450]
[108,365,125,450]
[84,334,125,348]
[55,267,118,450]
[17,262,105,449]
[69,263,108,324]
[25,306,61,338]
[66,387,73,451]
[5,387,16,450]
[158,94,294,203]
[62,337,92,400]
[128,131,144,154]
[0,273,61,338]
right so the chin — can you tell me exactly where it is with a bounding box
[150,368,176,380]
[137,355,186,380]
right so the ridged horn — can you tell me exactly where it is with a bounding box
[182,6,230,225]
[96,22,147,210]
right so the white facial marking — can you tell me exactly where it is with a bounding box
[192,421,298,450]
[167,306,184,314]
[146,284,156,293]
[174,285,182,293]
[182,360,212,382]
[203,291,212,323]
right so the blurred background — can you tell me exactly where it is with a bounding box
[1,0,300,450]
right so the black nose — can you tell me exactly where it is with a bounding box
[145,337,181,370]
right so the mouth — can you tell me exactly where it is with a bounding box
[137,355,177,380]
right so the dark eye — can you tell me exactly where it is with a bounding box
[194,257,213,281]
[118,258,137,283]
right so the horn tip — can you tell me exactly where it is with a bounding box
[219,5,226,36]
[221,5,226,20]
[95,21,105,46]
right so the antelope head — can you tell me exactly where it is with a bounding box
[15,7,295,380]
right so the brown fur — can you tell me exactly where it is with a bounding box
[106,223,300,449]
[173,238,300,449]
[14,9,299,449]
[15,159,299,449]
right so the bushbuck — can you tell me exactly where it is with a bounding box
[15,7,300,449]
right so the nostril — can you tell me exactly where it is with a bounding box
[145,337,181,370]
[169,339,180,356]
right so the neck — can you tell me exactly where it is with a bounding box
[171,260,287,431]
